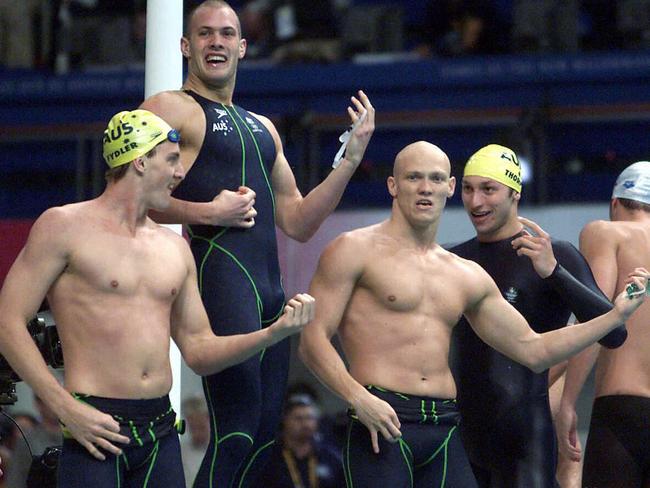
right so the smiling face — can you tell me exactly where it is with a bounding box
[181,3,246,91]
[461,175,521,241]
[387,142,455,229]
[142,140,184,211]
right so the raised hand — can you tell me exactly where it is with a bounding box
[210,186,257,228]
[341,90,375,168]
[512,216,557,278]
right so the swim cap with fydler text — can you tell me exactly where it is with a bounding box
[464,144,522,193]
[612,161,650,205]
[102,109,180,168]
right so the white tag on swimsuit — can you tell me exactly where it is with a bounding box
[332,109,367,169]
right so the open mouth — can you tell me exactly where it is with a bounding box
[416,199,433,208]
[206,54,226,67]
[470,210,491,222]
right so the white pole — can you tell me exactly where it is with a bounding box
[145,0,184,414]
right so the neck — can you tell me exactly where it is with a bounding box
[285,438,313,459]
[99,181,149,234]
[388,206,440,249]
[183,75,234,105]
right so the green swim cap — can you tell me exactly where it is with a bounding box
[102,109,180,168]
[464,144,522,193]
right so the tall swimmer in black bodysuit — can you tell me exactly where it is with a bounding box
[140,2,375,486]
[448,144,627,488]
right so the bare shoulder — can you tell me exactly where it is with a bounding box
[580,219,628,247]
[439,248,497,300]
[581,219,617,238]
[150,221,191,250]
[140,90,199,126]
[31,202,89,237]
[318,224,382,271]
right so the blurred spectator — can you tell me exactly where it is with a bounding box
[54,0,145,71]
[511,0,580,53]
[252,393,344,488]
[3,396,61,488]
[581,1,622,50]
[415,0,504,57]
[240,1,274,59]
[180,395,209,488]
[242,0,341,63]
[0,0,40,69]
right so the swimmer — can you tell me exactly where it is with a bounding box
[299,141,646,488]
[0,109,314,488]
[557,161,650,487]
[448,143,627,488]
[139,2,374,485]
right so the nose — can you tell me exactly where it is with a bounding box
[175,164,185,181]
[463,189,482,209]
[418,179,433,195]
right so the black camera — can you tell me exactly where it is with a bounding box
[0,313,63,405]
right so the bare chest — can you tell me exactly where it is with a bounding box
[358,253,465,320]
[63,233,186,300]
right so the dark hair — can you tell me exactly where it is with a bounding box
[618,197,650,212]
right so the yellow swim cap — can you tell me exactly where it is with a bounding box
[464,144,522,193]
[102,109,180,168]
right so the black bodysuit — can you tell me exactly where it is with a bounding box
[449,234,625,488]
[173,91,287,488]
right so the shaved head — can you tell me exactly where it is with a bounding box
[186,0,241,37]
[393,141,451,177]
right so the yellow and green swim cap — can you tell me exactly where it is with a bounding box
[102,109,180,168]
[463,144,522,193]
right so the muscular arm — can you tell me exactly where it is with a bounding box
[298,233,401,452]
[140,92,257,227]
[171,241,313,375]
[270,91,375,242]
[0,209,129,459]
[465,261,640,374]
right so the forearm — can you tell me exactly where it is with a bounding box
[560,344,599,408]
[282,160,357,242]
[149,197,214,225]
[545,264,626,348]
[298,334,366,405]
[530,309,625,372]
[183,327,283,376]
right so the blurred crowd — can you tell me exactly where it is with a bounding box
[1,0,649,72]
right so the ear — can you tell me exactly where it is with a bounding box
[387,176,397,198]
[447,175,456,199]
[513,191,521,202]
[238,38,247,59]
[181,36,190,59]
[133,156,146,174]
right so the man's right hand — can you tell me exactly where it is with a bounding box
[351,392,402,454]
[268,293,315,341]
[555,403,582,462]
[209,186,257,228]
[59,399,130,461]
